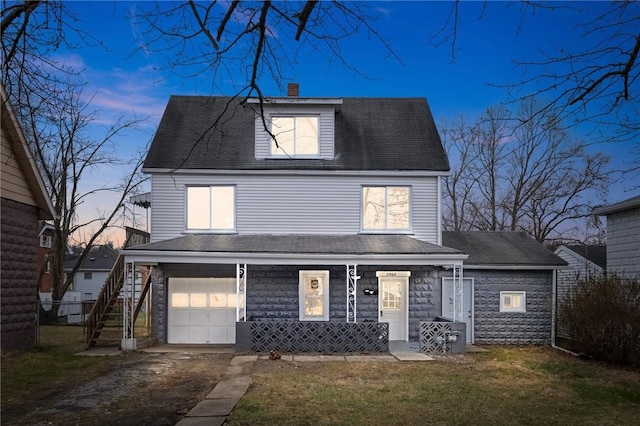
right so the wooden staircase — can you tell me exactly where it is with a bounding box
[85,228,150,349]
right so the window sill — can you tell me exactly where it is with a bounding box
[183,230,238,235]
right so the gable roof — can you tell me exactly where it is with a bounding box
[593,195,640,215]
[1,85,55,219]
[442,231,566,268]
[64,245,118,271]
[562,245,607,269]
[142,96,449,172]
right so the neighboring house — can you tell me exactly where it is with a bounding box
[554,244,606,298]
[593,195,640,278]
[553,244,606,339]
[442,231,566,345]
[1,85,55,352]
[64,245,119,300]
[36,222,55,292]
[122,87,563,349]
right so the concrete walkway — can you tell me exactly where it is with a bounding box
[173,345,437,425]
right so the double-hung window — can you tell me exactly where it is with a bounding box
[299,270,330,321]
[186,186,235,231]
[362,186,410,231]
[270,116,319,156]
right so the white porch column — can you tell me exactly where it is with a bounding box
[346,264,358,323]
[452,263,464,323]
[121,261,137,351]
[236,264,247,321]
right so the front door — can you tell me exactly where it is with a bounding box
[378,276,408,341]
[442,277,473,343]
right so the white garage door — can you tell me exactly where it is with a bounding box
[168,277,237,344]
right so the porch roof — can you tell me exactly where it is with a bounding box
[122,234,467,266]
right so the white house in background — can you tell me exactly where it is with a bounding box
[593,195,640,278]
[554,244,606,296]
[64,245,118,300]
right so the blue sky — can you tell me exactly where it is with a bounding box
[55,1,638,244]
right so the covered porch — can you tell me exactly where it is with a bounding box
[122,234,467,352]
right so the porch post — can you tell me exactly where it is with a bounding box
[346,264,358,323]
[236,264,246,321]
[452,263,464,322]
[121,261,137,350]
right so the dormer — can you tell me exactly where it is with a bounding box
[250,84,342,160]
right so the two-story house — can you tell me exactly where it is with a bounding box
[123,86,564,351]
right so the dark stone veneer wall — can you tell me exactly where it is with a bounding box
[1,198,39,352]
[150,264,441,343]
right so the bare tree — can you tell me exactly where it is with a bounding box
[441,98,610,243]
[2,1,147,318]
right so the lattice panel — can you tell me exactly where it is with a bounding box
[248,321,389,353]
[420,322,452,354]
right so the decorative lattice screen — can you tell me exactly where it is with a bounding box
[242,321,389,353]
[420,322,452,354]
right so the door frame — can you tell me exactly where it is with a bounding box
[376,271,410,342]
[441,277,474,343]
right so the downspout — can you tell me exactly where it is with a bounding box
[550,268,579,356]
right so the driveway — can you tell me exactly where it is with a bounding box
[2,350,234,426]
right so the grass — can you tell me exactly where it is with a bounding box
[1,325,116,406]
[229,347,640,426]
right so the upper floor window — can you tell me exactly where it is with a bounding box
[186,186,235,231]
[40,235,52,248]
[362,186,410,231]
[84,272,93,280]
[270,116,319,157]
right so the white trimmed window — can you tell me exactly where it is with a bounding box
[362,186,410,231]
[40,235,52,248]
[500,291,526,312]
[270,116,319,157]
[186,186,235,231]
[299,270,330,321]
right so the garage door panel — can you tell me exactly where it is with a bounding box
[168,277,237,344]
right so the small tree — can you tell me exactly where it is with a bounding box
[560,273,640,367]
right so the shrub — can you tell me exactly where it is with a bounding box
[560,273,640,367]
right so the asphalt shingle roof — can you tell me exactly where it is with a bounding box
[592,195,640,215]
[564,245,607,269]
[442,231,566,267]
[64,245,118,271]
[125,234,462,256]
[143,96,450,171]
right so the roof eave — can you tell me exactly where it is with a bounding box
[122,249,467,266]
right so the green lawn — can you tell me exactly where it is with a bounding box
[230,347,640,425]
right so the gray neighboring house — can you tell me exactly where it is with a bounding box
[593,195,640,278]
[442,231,567,345]
[122,87,565,349]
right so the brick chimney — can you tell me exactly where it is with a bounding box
[287,83,299,97]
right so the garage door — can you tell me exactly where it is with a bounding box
[168,278,236,344]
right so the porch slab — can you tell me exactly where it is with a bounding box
[345,355,398,362]
[175,416,226,426]
[185,398,237,417]
[206,376,252,400]
[293,355,347,362]
[392,352,434,361]
[140,344,235,354]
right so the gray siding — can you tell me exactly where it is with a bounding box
[607,207,640,278]
[150,173,439,243]
[470,269,552,345]
[254,104,336,159]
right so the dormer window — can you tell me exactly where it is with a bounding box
[270,116,319,157]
